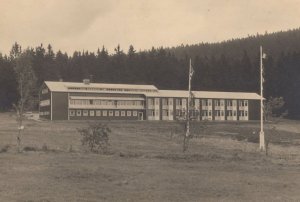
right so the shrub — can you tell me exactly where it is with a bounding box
[77,123,111,153]
[42,143,48,151]
[0,145,10,153]
[23,146,38,151]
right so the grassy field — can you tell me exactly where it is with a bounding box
[0,113,300,202]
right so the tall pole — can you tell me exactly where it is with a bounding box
[260,46,265,151]
[186,58,192,138]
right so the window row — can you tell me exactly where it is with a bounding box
[148,109,160,116]
[162,109,173,116]
[148,99,249,107]
[148,109,248,117]
[214,100,225,106]
[68,87,156,93]
[69,109,138,117]
[147,98,160,106]
[162,98,173,106]
[239,100,248,107]
[69,99,144,106]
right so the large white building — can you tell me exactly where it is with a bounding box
[39,80,261,121]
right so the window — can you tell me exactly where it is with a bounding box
[202,99,208,106]
[155,110,159,116]
[208,99,212,106]
[42,88,48,94]
[90,110,95,116]
[69,110,75,116]
[227,100,232,106]
[127,111,132,116]
[215,100,220,106]
[220,100,224,106]
[94,100,100,105]
[182,111,186,117]
[76,110,81,116]
[239,100,248,107]
[103,110,107,116]
[133,111,137,116]
[155,99,159,105]
[176,99,182,106]
[233,110,237,116]
[89,100,93,105]
[121,111,126,116]
[149,110,155,116]
[162,110,168,116]
[227,110,232,116]
[162,98,168,105]
[40,99,50,107]
[109,111,114,116]
[148,98,154,106]
[208,110,212,116]
[96,110,101,116]
[239,100,243,106]
[169,99,173,105]
[115,111,120,116]
[190,100,195,107]
[40,111,50,115]
[83,110,88,116]
[202,110,208,116]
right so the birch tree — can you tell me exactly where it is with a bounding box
[13,49,37,152]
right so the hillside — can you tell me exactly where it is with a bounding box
[168,27,300,60]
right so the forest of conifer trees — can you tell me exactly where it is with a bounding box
[0,28,300,118]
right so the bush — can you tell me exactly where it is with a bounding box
[42,143,48,151]
[23,146,38,151]
[77,123,111,153]
[0,145,10,153]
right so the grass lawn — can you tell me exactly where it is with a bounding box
[0,113,300,202]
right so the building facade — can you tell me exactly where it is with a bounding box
[39,80,261,121]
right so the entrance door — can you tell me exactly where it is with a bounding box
[138,112,143,120]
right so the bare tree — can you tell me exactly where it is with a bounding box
[13,49,37,152]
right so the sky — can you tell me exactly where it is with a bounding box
[1,0,300,55]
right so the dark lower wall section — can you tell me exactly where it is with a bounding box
[249,100,260,120]
[52,92,68,120]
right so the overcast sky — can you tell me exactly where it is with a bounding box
[1,0,300,55]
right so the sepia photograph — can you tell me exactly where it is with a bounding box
[0,0,300,201]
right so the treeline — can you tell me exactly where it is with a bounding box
[1,28,300,118]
